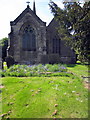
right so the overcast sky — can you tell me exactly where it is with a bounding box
[0,0,65,39]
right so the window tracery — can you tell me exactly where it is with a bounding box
[22,25,36,51]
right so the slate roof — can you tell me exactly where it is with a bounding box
[10,5,46,26]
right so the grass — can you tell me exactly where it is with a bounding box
[0,64,89,118]
[66,64,88,78]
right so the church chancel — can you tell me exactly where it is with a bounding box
[8,1,76,64]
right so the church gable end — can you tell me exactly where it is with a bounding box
[46,18,76,64]
[8,4,47,64]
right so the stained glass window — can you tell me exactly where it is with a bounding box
[22,25,36,51]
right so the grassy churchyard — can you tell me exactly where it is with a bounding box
[0,63,89,118]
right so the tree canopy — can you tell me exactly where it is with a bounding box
[49,1,90,63]
[0,37,8,61]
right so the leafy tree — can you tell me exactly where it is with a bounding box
[0,37,8,61]
[49,1,90,63]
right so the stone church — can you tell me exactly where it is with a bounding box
[7,2,76,64]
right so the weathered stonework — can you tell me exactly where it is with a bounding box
[8,4,76,64]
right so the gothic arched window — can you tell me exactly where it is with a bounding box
[22,25,36,51]
[52,37,60,54]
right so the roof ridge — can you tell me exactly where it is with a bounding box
[10,6,46,26]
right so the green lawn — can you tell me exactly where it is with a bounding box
[0,64,89,118]
[66,64,88,78]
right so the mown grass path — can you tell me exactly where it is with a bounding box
[1,64,89,118]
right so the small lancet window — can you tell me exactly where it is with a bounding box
[52,36,60,54]
[22,25,36,51]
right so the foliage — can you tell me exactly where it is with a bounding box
[0,37,8,61]
[1,64,67,77]
[49,1,90,63]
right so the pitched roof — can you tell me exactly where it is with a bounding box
[10,5,46,26]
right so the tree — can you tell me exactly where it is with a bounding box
[0,37,8,61]
[49,1,90,63]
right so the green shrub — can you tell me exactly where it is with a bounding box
[1,64,67,77]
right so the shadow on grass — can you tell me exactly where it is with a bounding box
[65,62,89,68]
[65,64,76,68]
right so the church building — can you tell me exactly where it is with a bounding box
[7,2,76,64]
